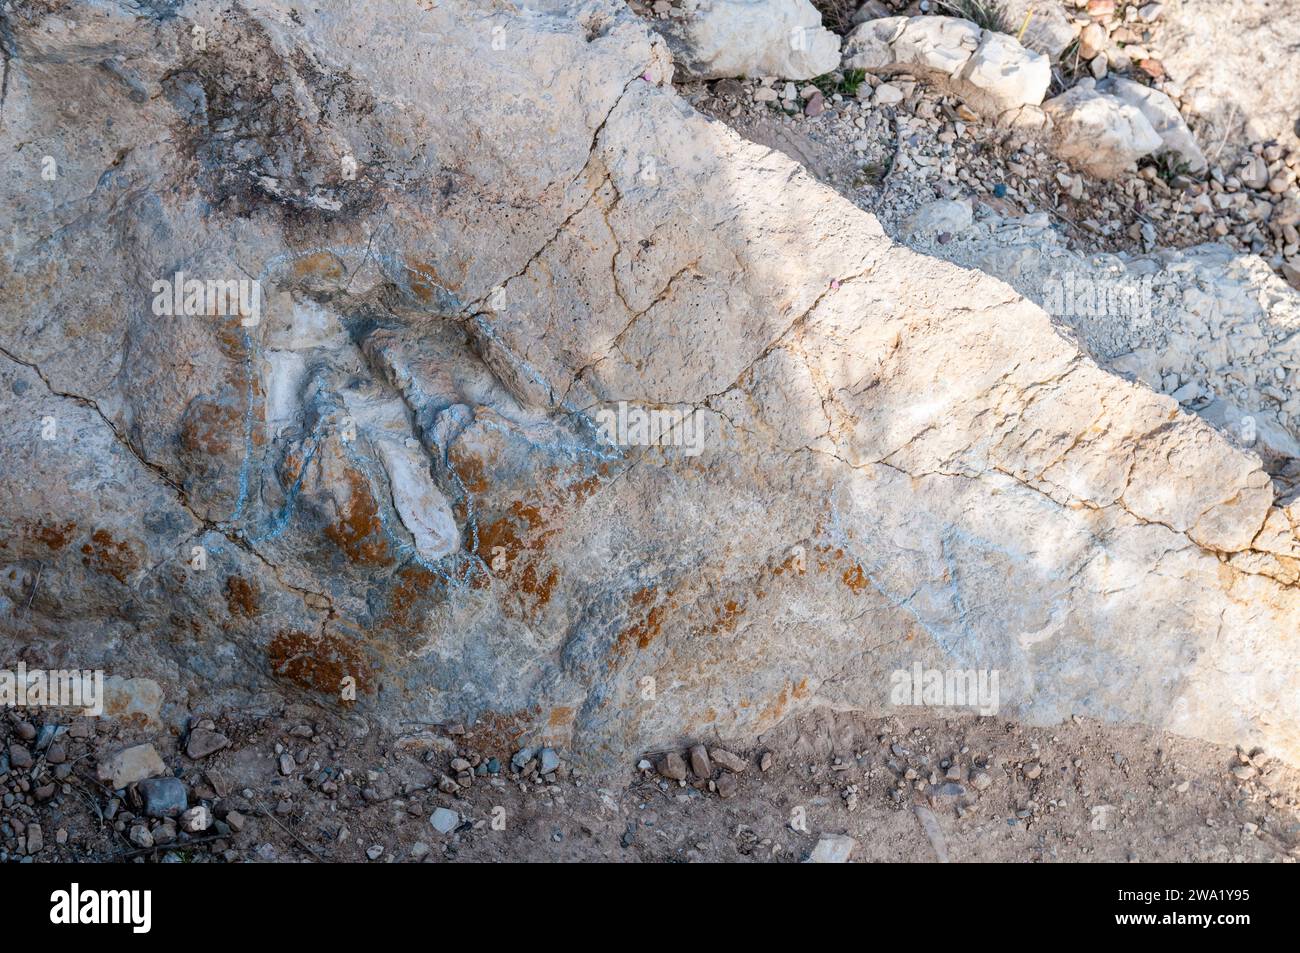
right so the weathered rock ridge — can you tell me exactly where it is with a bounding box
[1,0,1296,769]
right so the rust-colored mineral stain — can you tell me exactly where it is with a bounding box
[181,399,241,456]
[841,563,869,594]
[759,677,809,724]
[509,500,545,531]
[519,562,558,608]
[380,564,438,635]
[206,322,266,445]
[475,507,525,562]
[282,448,306,484]
[474,498,561,615]
[449,449,489,494]
[567,472,603,505]
[404,259,458,302]
[611,586,674,665]
[267,628,367,698]
[30,520,76,550]
[292,251,345,281]
[215,322,246,362]
[706,598,745,636]
[225,575,258,617]
[759,683,791,723]
[79,529,140,584]
[628,603,667,649]
[324,469,394,566]
[771,549,807,577]
[475,515,518,568]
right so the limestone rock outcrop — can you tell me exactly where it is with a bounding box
[1042,77,1205,179]
[1043,80,1165,179]
[1,0,1297,769]
[1099,76,1208,175]
[843,15,1050,121]
[854,2,1074,61]
[649,0,840,80]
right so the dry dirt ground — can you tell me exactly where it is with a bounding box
[3,703,1296,863]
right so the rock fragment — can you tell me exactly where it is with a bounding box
[138,777,188,818]
[97,744,166,789]
[688,744,712,778]
[181,805,212,832]
[844,15,1049,117]
[715,771,739,798]
[806,833,857,863]
[710,748,748,773]
[186,728,230,760]
[658,751,689,781]
[430,807,459,834]
[1043,80,1164,178]
[1099,77,1206,173]
[8,743,32,770]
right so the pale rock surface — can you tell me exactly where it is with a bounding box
[902,210,1300,506]
[430,807,459,834]
[842,15,908,71]
[1100,77,1207,175]
[844,16,1050,119]
[903,198,973,239]
[652,0,840,80]
[181,805,213,832]
[890,15,981,78]
[1199,399,1300,472]
[959,30,1052,117]
[859,2,1072,60]
[1042,80,1165,178]
[1,0,1298,772]
[102,676,164,726]
[97,744,167,789]
[807,833,857,862]
[913,803,949,861]
[1078,22,1107,61]
[375,440,460,561]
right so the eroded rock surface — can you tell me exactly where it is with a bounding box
[1099,76,1207,175]
[1043,80,1165,179]
[1043,76,1205,180]
[844,15,1050,120]
[649,0,840,80]
[1,0,1297,770]
[902,206,1300,501]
